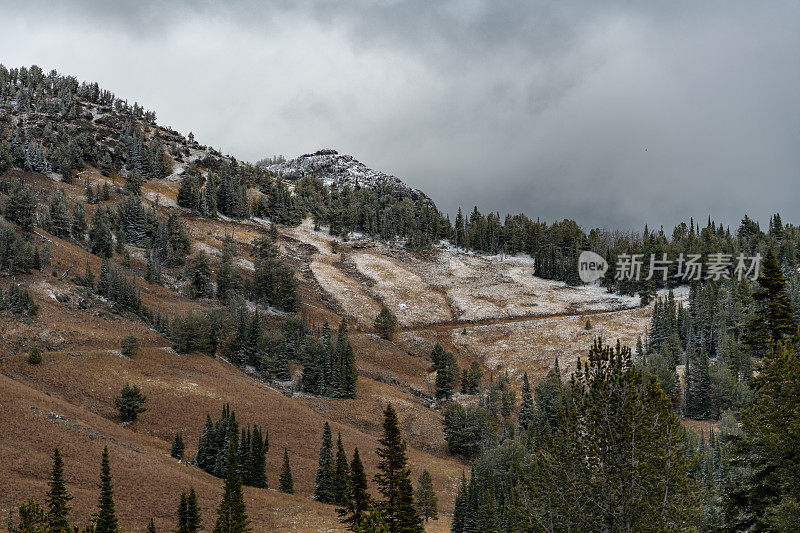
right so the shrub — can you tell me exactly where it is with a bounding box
[28,347,42,365]
[120,335,140,357]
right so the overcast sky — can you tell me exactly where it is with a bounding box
[2,1,798,230]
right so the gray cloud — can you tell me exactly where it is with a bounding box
[1,0,798,230]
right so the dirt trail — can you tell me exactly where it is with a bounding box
[396,304,644,334]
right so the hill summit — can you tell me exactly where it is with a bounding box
[267,149,433,206]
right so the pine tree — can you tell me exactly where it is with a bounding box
[90,216,113,259]
[279,448,294,494]
[314,422,335,503]
[451,472,467,533]
[394,476,423,533]
[94,447,118,533]
[743,247,797,360]
[413,470,438,522]
[337,447,370,529]
[187,252,213,299]
[5,186,37,231]
[237,428,250,486]
[332,433,351,506]
[72,202,87,240]
[196,415,217,473]
[97,258,110,295]
[337,322,357,398]
[247,425,267,489]
[534,358,562,428]
[120,335,139,357]
[430,343,446,369]
[523,339,700,530]
[212,439,249,533]
[460,361,482,395]
[45,448,72,533]
[171,432,185,460]
[475,490,500,533]
[125,171,142,196]
[176,491,189,533]
[374,404,423,533]
[146,518,156,533]
[47,190,72,238]
[354,504,389,533]
[685,348,710,419]
[114,383,146,422]
[215,253,242,303]
[80,260,95,289]
[518,371,535,431]
[145,254,162,285]
[374,307,396,341]
[728,342,800,530]
[186,487,202,533]
[85,182,96,204]
[16,498,47,533]
[434,349,459,400]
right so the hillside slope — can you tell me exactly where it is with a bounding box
[0,65,662,533]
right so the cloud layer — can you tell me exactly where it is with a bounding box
[2,0,798,230]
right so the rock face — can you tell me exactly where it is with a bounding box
[267,149,434,206]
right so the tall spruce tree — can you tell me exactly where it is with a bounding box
[279,448,294,494]
[212,439,249,533]
[94,447,118,533]
[195,415,217,473]
[337,447,370,530]
[742,247,797,360]
[374,404,423,533]
[518,371,535,431]
[337,322,357,398]
[45,448,72,533]
[171,432,185,460]
[413,470,438,522]
[434,349,459,400]
[534,357,562,428]
[247,425,267,489]
[186,488,202,533]
[685,348,711,420]
[176,491,188,533]
[314,422,336,504]
[332,433,351,506]
[451,472,468,533]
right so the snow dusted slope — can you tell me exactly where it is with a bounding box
[267,149,434,206]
